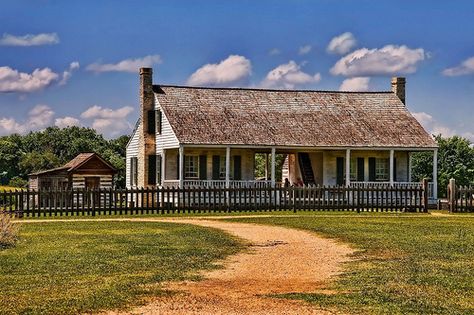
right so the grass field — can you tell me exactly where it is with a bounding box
[230,215,474,315]
[0,220,242,315]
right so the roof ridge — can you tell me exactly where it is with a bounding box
[153,84,393,94]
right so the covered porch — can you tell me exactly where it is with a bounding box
[159,145,437,201]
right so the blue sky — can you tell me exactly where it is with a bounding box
[1,0,473,138]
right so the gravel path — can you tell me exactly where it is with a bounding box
[110,218,354,314]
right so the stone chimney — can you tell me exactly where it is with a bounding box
[391,77,406,105]
[137,67,156,188]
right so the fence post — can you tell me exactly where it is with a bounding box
[422,178,429,213]
[448,178,456,213]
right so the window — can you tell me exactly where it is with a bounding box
[130,157,138,186]
[375,158,389,181]
[218,156,235,179]
[350,158,357,181]
[185,155,199,179]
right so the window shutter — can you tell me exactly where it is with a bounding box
[148,155,157,185]
[233,155,242,180]
[156,110,162,134]
[369,157,376,181]
[357,157,365,181]
[199,155,207,180]
[147,110,156,134]
[129,158,134,186]
[336,157,344,185]
[393,158,397,182]
[212,155,220,180]
[157,155,162,185]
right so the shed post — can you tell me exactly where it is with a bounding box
[448,178,456,212]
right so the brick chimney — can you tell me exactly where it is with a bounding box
[391,77,406,105]
[137,67,156,188]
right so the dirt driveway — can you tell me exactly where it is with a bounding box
[107,218,354,314]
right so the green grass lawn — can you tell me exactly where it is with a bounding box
[229,215,474,315]
[0,220,242,315]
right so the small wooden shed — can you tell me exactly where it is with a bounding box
[28,153,117,190]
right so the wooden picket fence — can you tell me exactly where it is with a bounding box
[448,179,474,212]
[1,183,428,217]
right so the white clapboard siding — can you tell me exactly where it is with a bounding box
[155,96,179,151]
[125,124,140,189]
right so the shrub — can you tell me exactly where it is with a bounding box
[0,212,19,249]
[8,176,28,188]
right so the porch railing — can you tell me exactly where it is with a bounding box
[162,180,273,189]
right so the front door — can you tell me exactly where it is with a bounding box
[85,177,101,208]
[85,177,100,189]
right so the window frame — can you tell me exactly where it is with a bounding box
[375,158,389,181]
[184,155,199,179]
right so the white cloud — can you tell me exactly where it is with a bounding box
[412,111,466,139]
[80,105,134,119]
[80,105,134,137]
[0,33,59,46]
[0,66,59,93]
[442,56,474,76]
[187,55,252,86]
[298,45,312,55]
[86,55,161,73]
[0,104,54,135]
[339,77,370,91]
[261,61,321,89]
[330,45,425,77]
[59,61,80,85]
[55,116,81,128]
[268,48,281,56]
[327,32,356,55]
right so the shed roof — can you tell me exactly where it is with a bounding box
[153,85,436,148]
[29,152,116,176]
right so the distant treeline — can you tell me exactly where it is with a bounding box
[0,127,129,188]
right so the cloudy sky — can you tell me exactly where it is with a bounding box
[1,0,473,139]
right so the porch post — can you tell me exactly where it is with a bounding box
[345,149,351,186]
[178,145,184,188]
[389,149,394,186]
[433,149,438,200]
[271,147,276,187]
[225,146,231,188]
[264,153,269,180]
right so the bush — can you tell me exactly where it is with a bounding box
[0,212,19,249]
[8,176,28,188]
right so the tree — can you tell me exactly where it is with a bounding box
[0,140,21,183]
[18,151,61,176]
[411,135,474,197]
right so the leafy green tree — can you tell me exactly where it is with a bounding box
[254,153,286,182]
[19,151,61,176]
[0,140,21,183]
[411,135,474,197]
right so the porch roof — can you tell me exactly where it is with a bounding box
[154,85,437,149]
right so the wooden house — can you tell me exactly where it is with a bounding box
[28,153,116,190]
[126,68,438,201]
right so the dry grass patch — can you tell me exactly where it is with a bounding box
[0,212,19,249]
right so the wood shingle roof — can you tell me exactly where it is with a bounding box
[154,85,437,148]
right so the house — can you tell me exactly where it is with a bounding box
[28,152,117,190]
[126,68,438,200]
